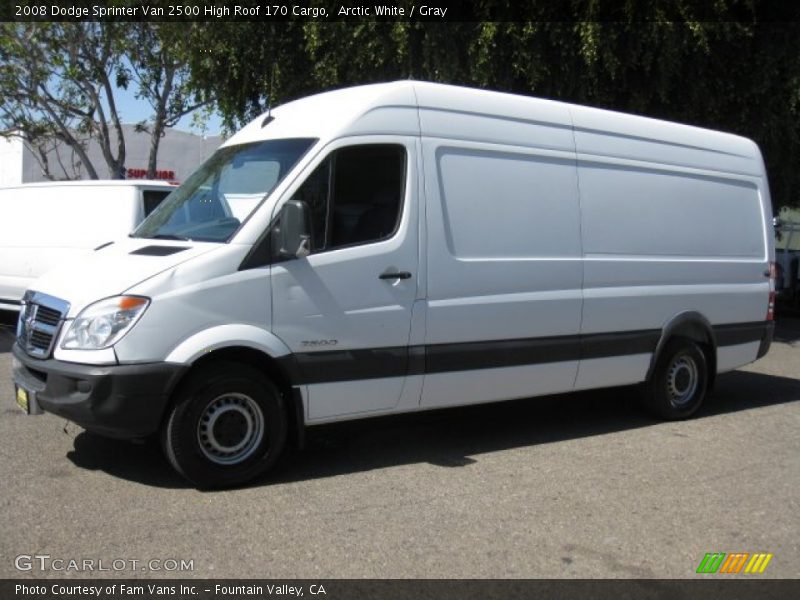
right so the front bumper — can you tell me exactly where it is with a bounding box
[12,343,187,439]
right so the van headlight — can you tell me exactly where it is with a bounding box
[61,296,150,350]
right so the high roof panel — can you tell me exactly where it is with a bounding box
[225,80,761,176]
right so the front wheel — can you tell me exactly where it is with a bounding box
[642,338,709,420]
[162,362,287,489]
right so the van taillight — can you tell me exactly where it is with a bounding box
[767,292,776,321]
[767,261,776,321]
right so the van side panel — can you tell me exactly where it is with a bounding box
[572,113,769,385]
[579,165,764,259]
[413,84,575,153]
[569,104,761,176]
[419,132,583,408]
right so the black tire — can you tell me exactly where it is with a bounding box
[642,338,709,420]
[161,362,287,489]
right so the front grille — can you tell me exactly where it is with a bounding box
[18,292,70,359]
[34,305,61,326]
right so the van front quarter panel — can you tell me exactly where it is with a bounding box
[114,243,271,363]
[163,325,293,365]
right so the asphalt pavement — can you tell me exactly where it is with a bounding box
[0,316,797,579]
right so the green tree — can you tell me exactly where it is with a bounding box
[123,23,209,178]
[175,4,800,207]
[171,21,312,131]
[0,22,210,180]
[0,22,128,179]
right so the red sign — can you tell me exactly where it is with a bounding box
[126,168,176,180]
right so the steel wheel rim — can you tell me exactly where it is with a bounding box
[666,354,699,407]
[197,393,265,465]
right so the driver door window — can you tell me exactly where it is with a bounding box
[291,144,405,253]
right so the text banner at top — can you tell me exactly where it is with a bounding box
[3,0,795,22]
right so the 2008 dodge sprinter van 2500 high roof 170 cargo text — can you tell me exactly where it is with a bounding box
[12,82,776,488]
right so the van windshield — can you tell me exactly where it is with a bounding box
[133,138,316,243]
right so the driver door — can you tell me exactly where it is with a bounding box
[271,138,419,421]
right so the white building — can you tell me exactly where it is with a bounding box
[0,124,222,185]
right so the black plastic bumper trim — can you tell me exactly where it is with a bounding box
[11,319,773,434]
[756,321,775,359]
[714,321,772,347]
[12,343,188,439]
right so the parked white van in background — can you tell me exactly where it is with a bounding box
[11,82,776,488]
[0,180,175,312]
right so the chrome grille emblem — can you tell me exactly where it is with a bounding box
[17,292,70,359]
[24,304,37,348]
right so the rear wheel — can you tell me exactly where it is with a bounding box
[643,338,708,420]
[162,362,287,489]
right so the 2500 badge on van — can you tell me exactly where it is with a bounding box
[12,82,776,488]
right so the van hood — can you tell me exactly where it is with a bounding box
[30,238,219,317]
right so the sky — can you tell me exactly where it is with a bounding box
[111,81,225,137]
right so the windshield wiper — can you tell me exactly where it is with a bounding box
[151,233,191,241]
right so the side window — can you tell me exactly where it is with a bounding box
[329,145,405,248]
[290,144,405,252]
[291,157,330,252]
[142,190,171,217]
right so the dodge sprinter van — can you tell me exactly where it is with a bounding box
[0,180,176,312]
[12,82,775,488]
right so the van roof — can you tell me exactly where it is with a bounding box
[225,80,760,174]
[0,180,177,191]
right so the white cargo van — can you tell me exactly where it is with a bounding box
[0,180,175,311]
[12,82,775,488]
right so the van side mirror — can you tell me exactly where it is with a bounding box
[277,200,311,259]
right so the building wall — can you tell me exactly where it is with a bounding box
[115,125,222,183]
[0,137,24,187]
[3,125,222,185]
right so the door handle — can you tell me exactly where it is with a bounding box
[379,271,412,280]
